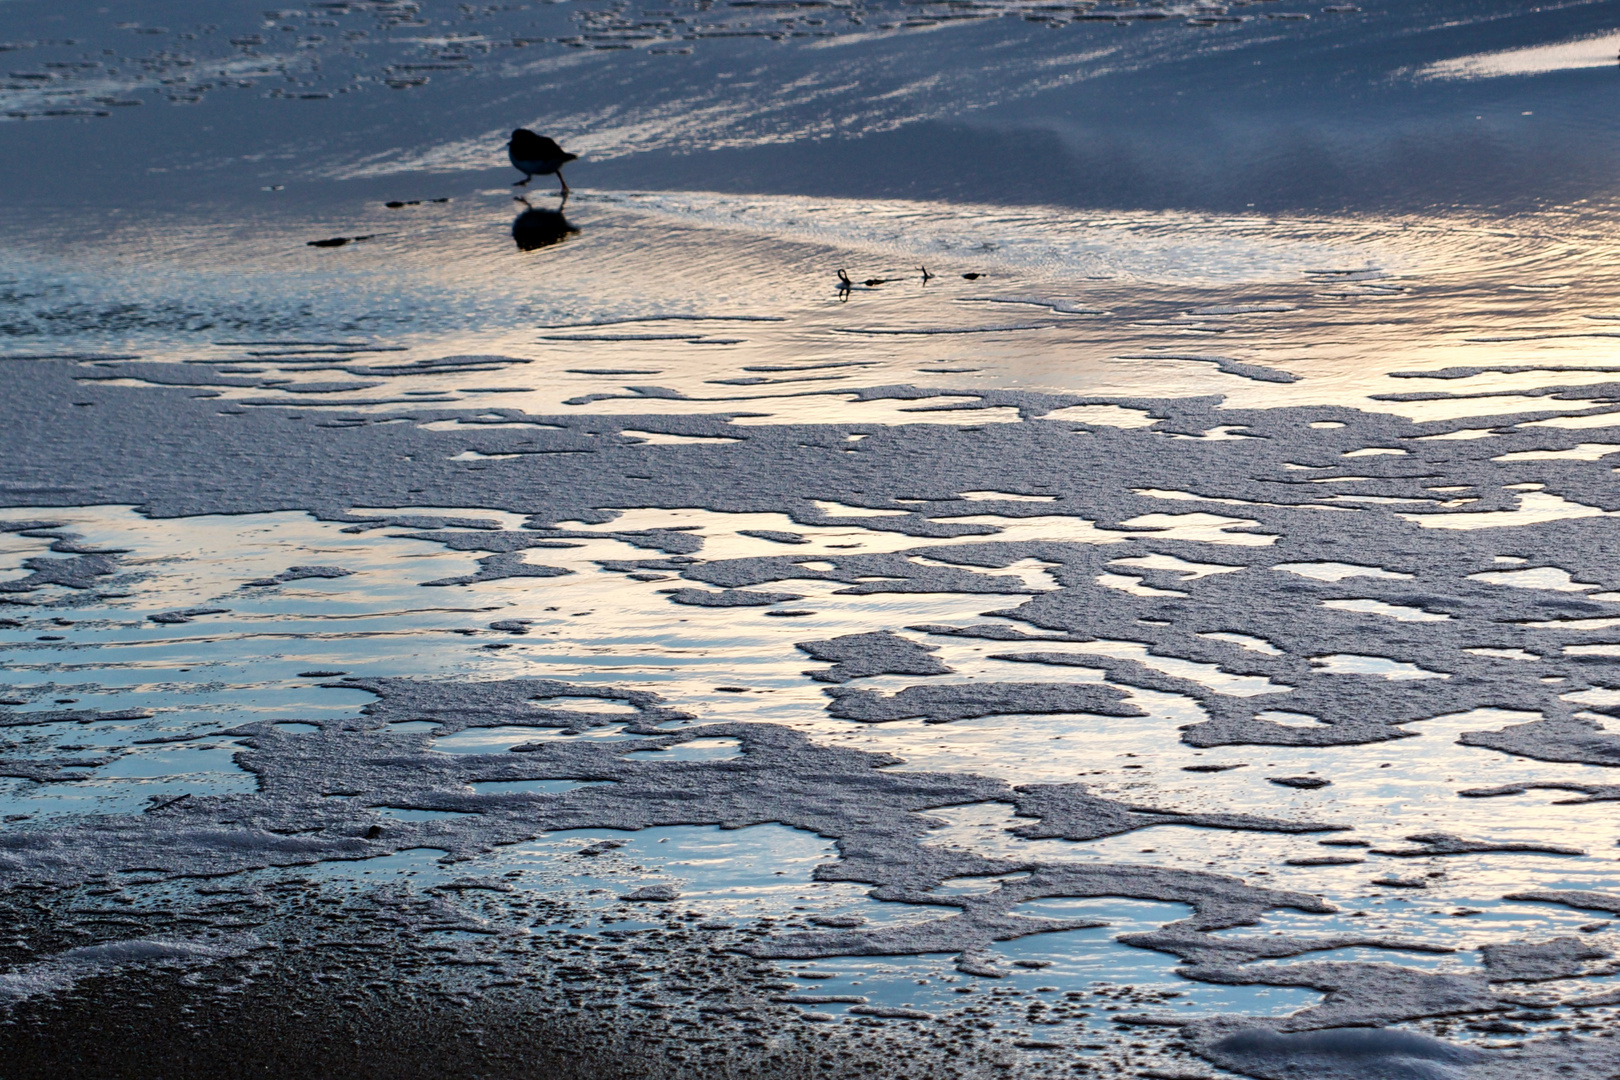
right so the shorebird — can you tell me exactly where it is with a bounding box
[506,129,577,196]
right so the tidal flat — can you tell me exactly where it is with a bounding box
[6,1,1620,1077]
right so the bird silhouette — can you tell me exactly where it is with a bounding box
[507,129,577,198]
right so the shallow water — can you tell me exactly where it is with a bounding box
[8,1,1620,1076]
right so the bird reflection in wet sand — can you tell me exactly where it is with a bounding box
[835,268,897,301]
[512,196,578,251]
[506,128,577,199]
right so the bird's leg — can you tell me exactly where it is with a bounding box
[557,169,570,198]
[514,174,532,187]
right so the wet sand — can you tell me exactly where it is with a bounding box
[8,1,1620,1077]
